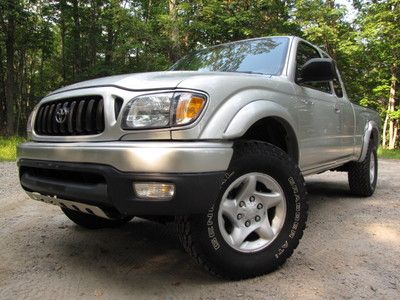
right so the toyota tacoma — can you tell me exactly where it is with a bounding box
[17,36,380,279]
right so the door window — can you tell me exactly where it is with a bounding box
[296,42,331,93]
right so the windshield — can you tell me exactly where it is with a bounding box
[170,37,289,75]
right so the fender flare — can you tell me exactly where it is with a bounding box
[223,100,299,162]
[358,120,380,162]
[223,100,297,138]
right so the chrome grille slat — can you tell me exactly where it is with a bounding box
[96,99,104,131]
[67,101,76,133]
[36,106,44,133]
[85,99,95,132]
[47,104,56,134]
[34,96,104,136]
[76,100,85,133]
[53,103,62,134]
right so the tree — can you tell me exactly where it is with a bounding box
[358,0,400,149]
[0,0,19,135]
[292,0,361,98]
[0,0,397,148]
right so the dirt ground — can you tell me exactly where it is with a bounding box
[0,160,399,300]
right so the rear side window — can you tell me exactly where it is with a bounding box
[296,42,331,94]
[333,75,343,98]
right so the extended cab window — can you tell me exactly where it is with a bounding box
[296,42,331,93]
[322,52,344,98]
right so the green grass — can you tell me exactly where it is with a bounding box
[0,136,26,161]
[378,147,400,160]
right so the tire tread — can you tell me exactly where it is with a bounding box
[348,141,377,197]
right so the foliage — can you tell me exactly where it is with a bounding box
[378,147,400,160]
[0,136,25,161]
[0,0,399,147]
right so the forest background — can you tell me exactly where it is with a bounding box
[0,0,399,149]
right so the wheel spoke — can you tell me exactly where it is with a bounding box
[221,199,238,223]
[236,175,256,201]
[369,152,375,185]
[217,172,288,253]
[256,219,275,240]
[254,191,283,209]
[230,226,253,247]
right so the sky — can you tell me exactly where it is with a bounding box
[336,0,358,21]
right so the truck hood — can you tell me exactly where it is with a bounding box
[49,71,274,95]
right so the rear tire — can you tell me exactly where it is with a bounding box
[348,141,378,197]
[176,142,308,279]
[61,207,133,229]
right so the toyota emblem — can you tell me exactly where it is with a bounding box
[55,107,69,124]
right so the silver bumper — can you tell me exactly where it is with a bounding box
[17,141,233,173]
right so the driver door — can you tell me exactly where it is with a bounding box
[293,42,342,171]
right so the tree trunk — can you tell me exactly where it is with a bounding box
[391,121,398,149]
[88,0,99,68]
[382,107,389,148]
[60,0,67,83]
[0,39,6,133]
[5,5,16,136]
[16,49,25,136]
[168,0,180,61]
[105,26,114,65]
[387,64,398,149]
[71,0,81,81]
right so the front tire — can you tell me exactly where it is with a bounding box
[176,142,308,279]
[61,207,133,229]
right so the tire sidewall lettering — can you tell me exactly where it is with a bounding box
[206,171,235,251]
[275,176,302,259]
[208,170,304,257]
[206,205,221,251]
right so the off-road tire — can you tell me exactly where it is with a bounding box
[348,140,378,197]
[61,207,133,229]
[176,141,308,279]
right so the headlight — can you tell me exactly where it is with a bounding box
[121,92,206,129]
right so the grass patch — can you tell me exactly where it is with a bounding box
[378,147,400,160]
[0,136,26,161]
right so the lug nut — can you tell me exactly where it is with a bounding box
[249,195,255,202]
[237,213,243,220]
[239,201,245,207]
[245,220,251,227]
[255,215,261,222]
[257,203,263,209]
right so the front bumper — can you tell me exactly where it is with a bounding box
[17,141,233,173]
[17,141,233,216]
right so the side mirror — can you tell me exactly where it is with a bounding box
[297,58,336,84]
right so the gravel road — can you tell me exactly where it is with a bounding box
[0,160,399,299]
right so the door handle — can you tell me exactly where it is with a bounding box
[334,103,341,113]
[300,99,314,106]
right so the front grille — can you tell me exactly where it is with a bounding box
[34,95,104,136]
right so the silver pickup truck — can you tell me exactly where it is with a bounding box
[17,36,380,279]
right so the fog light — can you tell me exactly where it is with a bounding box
[134,182,175,200]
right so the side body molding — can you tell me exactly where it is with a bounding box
[223,100,298,139]
[358,120,380,162]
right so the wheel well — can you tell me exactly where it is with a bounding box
[238,117,299,163]
[370,127,380,149]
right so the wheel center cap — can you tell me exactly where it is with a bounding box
[239,198,265,223]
